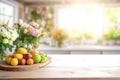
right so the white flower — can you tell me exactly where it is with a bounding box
[3,39,9,44]
[1,28,10,38]
[47,13,53,19]
[22,23,30,28]
[11,31,19,41]
[9,41,13,45]
[11,36,16,41]
[41,20,46,27]
[19,19,24,26]
[42,32,47,37]
[28,44,32,49]
[6,33,11,39]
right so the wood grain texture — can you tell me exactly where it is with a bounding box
[0,56,51,71]
[0,78,120,80]
[0,55,120,80]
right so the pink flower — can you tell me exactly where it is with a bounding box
[36,7,42,14]
[29,27,39,36]
[30,22,39,27]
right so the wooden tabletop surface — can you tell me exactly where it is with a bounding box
[0,55,120,80]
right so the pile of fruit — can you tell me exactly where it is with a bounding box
[6,48,47,66]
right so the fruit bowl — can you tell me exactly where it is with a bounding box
[0,48,51,71]
[0,56,51,71]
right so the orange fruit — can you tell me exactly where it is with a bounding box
[17,48,27,54]
[7,54,14,58]
[11,58,18,66]
[30,50,37,56]
[27,58,34,65]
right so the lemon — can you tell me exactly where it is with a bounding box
[11,58,18,66]
[17,48,27,54]
[14,53,23,60]
[6,57,12,64]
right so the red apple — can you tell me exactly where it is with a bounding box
[23,54,31,60]
[18,58,26,65]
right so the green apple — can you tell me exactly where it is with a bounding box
[32,54,41,63]
[40,56,47,63]
[39,52,46,57]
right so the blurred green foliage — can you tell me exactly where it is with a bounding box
[104,8,120,40]
[70,32,93,41]
[104,27,120,40]
[30,9,42,22]
[0,20,2,25]
[104,8,120,25]
[84,33,93,39]
[104,27,116,40]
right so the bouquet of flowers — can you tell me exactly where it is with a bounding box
[0,23,19,60]
[13,20,47,52]
[51,28,67,47]
[30,6,54,36]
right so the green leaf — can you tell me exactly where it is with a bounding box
[0,44,2,51]
[0,36,3,43]
[9,47,12,52]
[2,45,5,50]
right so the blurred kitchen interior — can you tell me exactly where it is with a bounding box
[1,0,120,48]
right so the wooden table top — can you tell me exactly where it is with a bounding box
[1,55,120,80]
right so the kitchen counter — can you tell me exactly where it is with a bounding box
[38,45,120,51]
[0,55,120,80]
[38,45,120,55]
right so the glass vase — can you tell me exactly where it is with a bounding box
[0,50,7,61]
[56,40,63,48]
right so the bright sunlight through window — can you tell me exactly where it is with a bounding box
[58,4,104,40]
[0,1,14,26]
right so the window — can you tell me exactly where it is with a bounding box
[57,4,104,40]
[104,6,120,31]
[55,4,120,44]
[0,0,16,26]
